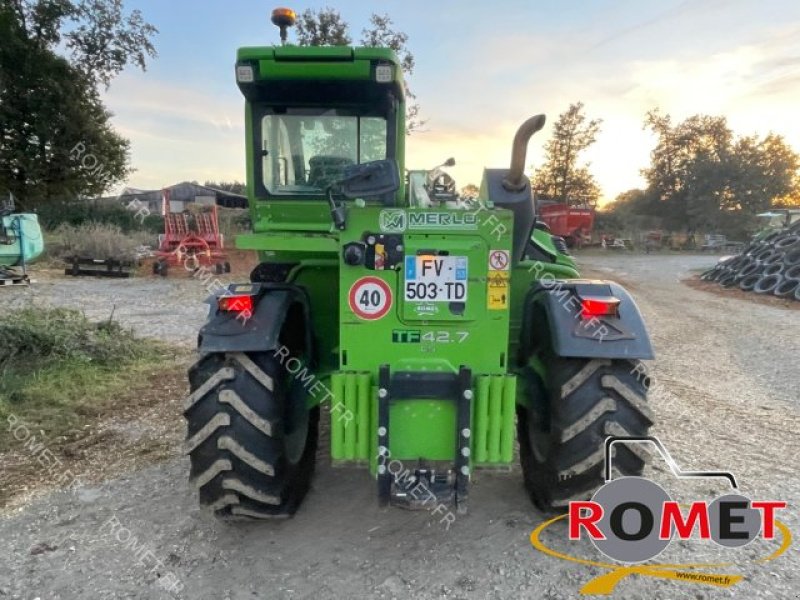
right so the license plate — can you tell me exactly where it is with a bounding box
[404,255,468,302]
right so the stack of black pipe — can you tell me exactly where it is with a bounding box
[700,221,800,301]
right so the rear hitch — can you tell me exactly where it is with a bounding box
[390,469,456,510]
[377,365,472,514]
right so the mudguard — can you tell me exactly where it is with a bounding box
[197,283,314,356]
[519,279,654,361]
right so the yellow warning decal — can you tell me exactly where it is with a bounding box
[487,271,509,310]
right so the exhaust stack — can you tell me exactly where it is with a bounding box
[502,114,546,192]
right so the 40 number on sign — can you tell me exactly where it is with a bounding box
[348,276,393,320]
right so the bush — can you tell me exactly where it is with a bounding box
[53,222,154,261]
[36,200,164,234]
[0,307,150,370]
[0,308,168,451]
[216,207,251,240]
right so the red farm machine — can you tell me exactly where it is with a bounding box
[153,189,230,276]
[536,196,596,248]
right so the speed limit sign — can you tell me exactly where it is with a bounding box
[348,276,392,320]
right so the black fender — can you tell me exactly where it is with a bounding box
[198,283,315,361]
[519,279,654,362]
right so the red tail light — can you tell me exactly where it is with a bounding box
[218,295,254,313]
[579,296,620,319]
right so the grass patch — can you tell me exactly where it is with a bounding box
[0,308,172,452]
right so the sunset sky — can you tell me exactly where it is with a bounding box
[104,0,800,205]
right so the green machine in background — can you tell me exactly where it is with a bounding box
[182,8,656,519]
[0,195,44,285]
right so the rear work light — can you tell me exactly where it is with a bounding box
[579,296,620,319]
[375,64,393,83]
[218,295,254,314]
[236,64,254,83]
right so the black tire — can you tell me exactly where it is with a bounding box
[224,261,232,273]
[764,252,785,266]
[785,248,800,267]
[699,268,717,281]
[763,263,784,277]
[754,274,782,294]
[718,273,737,287]
[784,264,800,281]
[518,358,653,511]
[739,274,760,291]
[752,247,771,260]
[214,262,225,275]
[774,279,799,298]
[184,351,318,519]
[795,284,800,301]
[709,267,727,282]
[738,262,762,279]
[775,234,800,251]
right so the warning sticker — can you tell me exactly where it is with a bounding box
[489,249,510,271]
[487,271,509,310]
[348,276,392,320]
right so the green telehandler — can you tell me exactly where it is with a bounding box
[184,8,655,519]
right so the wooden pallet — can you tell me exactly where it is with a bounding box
[0,275,30,286]
[64,257,134,278]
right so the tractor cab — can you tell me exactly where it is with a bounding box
[235,43,406,225]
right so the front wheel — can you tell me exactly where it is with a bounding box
[518,357,653,511]
[184,351,318,519]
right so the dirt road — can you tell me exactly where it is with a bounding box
[2,255,798,599]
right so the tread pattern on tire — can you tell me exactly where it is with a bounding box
[518,358,652,511]
[184,351,318,519]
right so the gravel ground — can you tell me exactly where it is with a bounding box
[5,271,210,346]
[1,255,798,600]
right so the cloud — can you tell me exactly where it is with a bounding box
[101,2,800,201]
[102,75,246,189]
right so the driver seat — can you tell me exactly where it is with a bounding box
[307,156,354,189]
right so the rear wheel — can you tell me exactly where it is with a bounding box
[518,357,653,511]
[184,350,318,519]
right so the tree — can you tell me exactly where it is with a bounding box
[641,110,800,233]
[532,102,602,204]
[728,134,800,213]
[294,7,351,46]
[0,0,157,206]
[292,8,423,134]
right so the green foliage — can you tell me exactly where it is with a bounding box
[292,8,423,134]
[53,221,154,260]
[216,207,250,239]
[638,110,800,234]
[64,0,157,88]
[36,200,163,233]
[295,7,351,46]
[0,307,168,451]
[533,102,602,204]
[0,307,153,371]
[0,1,157,206]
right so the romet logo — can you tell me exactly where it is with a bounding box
[530,436,791,595]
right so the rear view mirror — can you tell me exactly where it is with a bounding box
[339,160,400,201]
